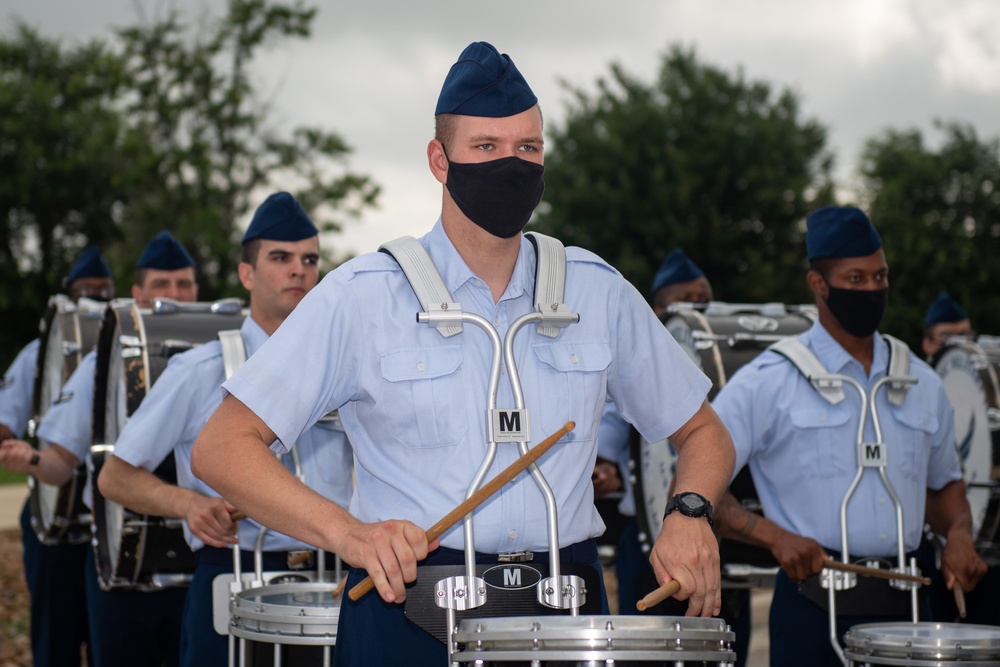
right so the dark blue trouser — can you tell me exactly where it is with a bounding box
[333,541,608,666]
[83,548,188,667]
[769,568,931,667]
[179,562,228,667]
[20,500,92,667]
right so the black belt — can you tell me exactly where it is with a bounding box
[420,538,599,567]
[196,544,335,571]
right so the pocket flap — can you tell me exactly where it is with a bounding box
[380,346,463,382]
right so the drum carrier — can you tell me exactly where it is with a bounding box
[27,295,106,544]
[89,297,244,591]
[382,234,736,666]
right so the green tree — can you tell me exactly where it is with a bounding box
[533,46,835,305]
[859,121,1000,347]
[113,0,380,296]
[0,23,148,366]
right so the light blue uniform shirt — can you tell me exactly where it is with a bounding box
[112,316,353,551]
[596,401,636,517]
[0,338,40,438]
[712,320,960,557]
[224,220,711,553]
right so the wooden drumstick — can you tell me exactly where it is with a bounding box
[229,511,247,521]
[636,579,682,611]
[331,576,347,598]
[822,559,931,586]
[348,421,576,602]
[954,582,967,619]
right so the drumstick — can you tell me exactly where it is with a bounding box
[822,559,931,586]
[229,511,247,521]
[954,582,967,619]
[636,579,682,611]
[331,577,347,598]
[348,421,576,602]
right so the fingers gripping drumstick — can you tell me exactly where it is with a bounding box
[637,580,682,612]
[348,421,576,602]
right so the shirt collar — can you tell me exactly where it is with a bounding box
[241,315,270,357]
[423,218,529,302]
[806,319,888,377]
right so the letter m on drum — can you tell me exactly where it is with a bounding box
[503,568,522,587]
[490,408,529,443]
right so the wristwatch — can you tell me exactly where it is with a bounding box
[663,491,714,528]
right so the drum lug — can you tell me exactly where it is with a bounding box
[537,574,586,609]
[820,567,857,591]
[434,575,487,611]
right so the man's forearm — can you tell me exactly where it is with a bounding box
[926,480,975,539]
[98,455,188,518]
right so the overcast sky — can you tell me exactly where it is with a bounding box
[8,0,1000,257]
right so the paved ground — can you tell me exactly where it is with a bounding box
[0,483,26,531]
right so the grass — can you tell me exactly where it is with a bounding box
[0,470,27,486]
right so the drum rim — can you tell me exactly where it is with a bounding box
[844,621,1000,654]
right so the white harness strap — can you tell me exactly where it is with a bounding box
[770,336,913,406]
[379,237,462,338]
[524,232,571,338]
[379,233,570,339]
[769,337,846,405]
[883,334,912,406]
[218,330,247,380]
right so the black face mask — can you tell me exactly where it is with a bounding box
[445,155,545,239]
[825,285,889,338]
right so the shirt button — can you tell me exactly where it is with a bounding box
[494,318,501,326]
[570,354,579,364]
[508,530,517,539]
[880,497,886,504]
[818,415,826,422]
[416,362,425,372]
[881,534,887,540]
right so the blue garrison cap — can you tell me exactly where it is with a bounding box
[924,291,968,327]
[435,41,537,117]
[651,248,705,296]
[242,192,318,245]
[65,246,112,285]
[805,206,882,261]
[136,230,195,270]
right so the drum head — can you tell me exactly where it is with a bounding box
[934,342,1000,552]
[451,614,735,663]
[844,622,1000,664]
[230,582,342,646]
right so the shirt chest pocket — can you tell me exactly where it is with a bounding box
[788,406,853,478]
[886,406,938,480]
[530,342,612,439]
[379,346,467,449]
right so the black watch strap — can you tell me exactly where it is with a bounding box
[663,491,714,528]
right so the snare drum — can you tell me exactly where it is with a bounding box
[932,339,1000,563]
[229,580,341,666]
[90,298,245,590]
[28,295,105,544]
[633,303,815,575]
[843,622,1000,666]
[450,614,736,665]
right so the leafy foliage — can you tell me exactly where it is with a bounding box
[533,46,835,305]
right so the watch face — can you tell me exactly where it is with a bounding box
[680,494,705,512]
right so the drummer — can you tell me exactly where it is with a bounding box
[921,291,973,360]
[920,291,1000,625]
[190,40,735,665]
[710,206,987,666]
[1,230,198,667]
[97,192,354,666]
[0,246,114,667]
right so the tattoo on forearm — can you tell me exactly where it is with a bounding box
[714,492,759,541]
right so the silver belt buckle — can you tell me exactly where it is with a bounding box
[287,550,315,570]
[497,551,534,563]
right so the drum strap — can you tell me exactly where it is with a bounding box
[770,336,914,406]
[379,232,570,339]
[218,330,247,380]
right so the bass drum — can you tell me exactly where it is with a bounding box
[631,302,816,584]
[932,338,1000,564]
[90,297,245,590]
[28,295,106,545]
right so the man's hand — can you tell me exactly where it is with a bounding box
[184,495,240,548]
[592,457,622,499]
[940,530,987,592]
[770,533,829,583]
[336,519,439,604]
[650,513,721,617]
[0,439,36,473]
